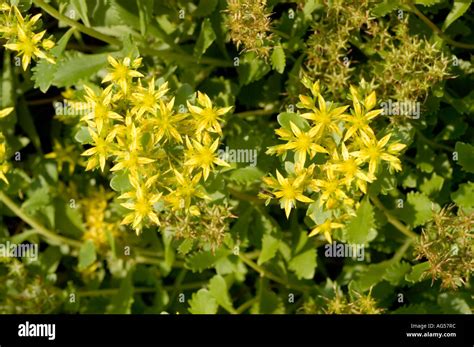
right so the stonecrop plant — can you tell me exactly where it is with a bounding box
[0,0,473,317]
[69,54,232,236]
[262,78,406,242]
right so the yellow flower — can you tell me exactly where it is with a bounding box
[131,78,169,119]
[353,133,406,175]
[0,107,14,184]
[299,93,349,137]
[4,27,54,70]
[0,161,9,185]
[82,85,122,134]
[81,128,116,172]
[44,140,80,174]
[309,218,344,243]
[276,121,328,167]
[184,136,230,181]
[102,56,143,95]
[165,169,208,210]
[0,107,14,118]
[187,91,233,135]
[263,169,313,218]
[81,188,118,248]
[311,177,350,209]
[145,97,187,144]
[330,142,374,193]
[119,174,162,234]
[342,88,382,142]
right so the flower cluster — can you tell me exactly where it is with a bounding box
[300,286,383,314]
[81,188,120,249]
[0,107,13,184]
[304,2,450,104]
[70,55,233,235]
[415,205,473,290]
[162,201,235,253]
[0,258,63,314]
[262,78,406,242]
[225,0,274,58]
[0,2,55,70]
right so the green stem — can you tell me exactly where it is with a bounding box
[370,195,418,239]
[236,297,257,314]
[238,253,308,292]
[32,0,121,46]
[0,192,178,266]
[139,47,233,67]
[228,187,264,204]
[414,128,454,152]
[167,268,188,308]
[407,2,474,50]
[135,255,184,268]
[0,191,82,248]
[78,281,207,297]
[33,0,233,67]
[392,237,413,262]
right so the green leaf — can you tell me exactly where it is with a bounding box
[383,261,411,286]
[353,260,392,292]
[110,171,132,192]
[32,28,76,93]
[229,167,264,185]
[271,46,286,74]
[78,240,97,271]
[174,83,194,108]
[455,141,474,173]
[53,52,109,87]
[185,248,231,272]
[372,1,399,16]
[71,0,91,26]
[289,247,317,280]
[188,289,218,314]
[2,52,15,110]
[345,198,375,244]
[442,0,472,31]
[257,234,280,265]
[306,201,332,225]
[419,173,444,197]
[22,186,51,212]
[237,52,271,86]
[39,246,62,274]
[137,0,153,35]
[177,238,194,255]
[251,283,284,314]
[395,192,434,227]
[54,197,84,238]
[277,112,310,132]
[74,126,92,144]
[194,18,216,58]
[415,0,443,5]
[209,275,234,312]
[17,97,41,152]
[405,261,430,283]
[194,0,218,17]
[451,182,474,210]
[437,293,471,314]
[303,0,320,18]
[107,269,135,314]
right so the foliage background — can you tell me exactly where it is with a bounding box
[0,0,473,314]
